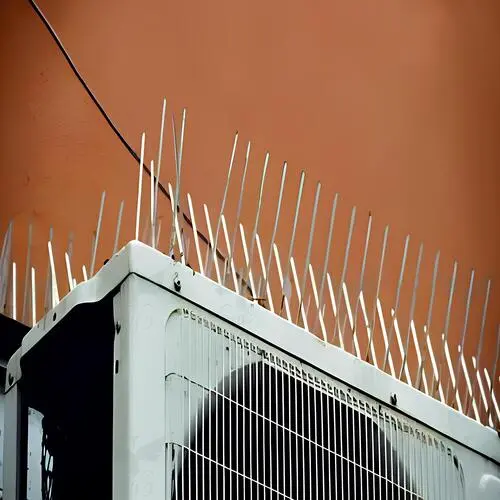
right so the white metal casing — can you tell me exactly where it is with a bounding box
[4,241,500,499]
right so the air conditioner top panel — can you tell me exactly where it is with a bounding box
[6,240,499,464]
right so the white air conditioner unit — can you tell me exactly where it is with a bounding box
[3,242,499,499]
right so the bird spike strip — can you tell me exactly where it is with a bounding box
[0,102,498,430]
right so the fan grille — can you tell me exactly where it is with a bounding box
[164,308,465,499]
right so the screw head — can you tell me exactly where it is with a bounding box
[390,393,398,406]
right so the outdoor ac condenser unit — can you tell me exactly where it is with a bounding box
[3,241,499,499]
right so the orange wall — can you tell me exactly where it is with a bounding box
[1,1,499,391]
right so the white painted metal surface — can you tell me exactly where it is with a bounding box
[5,241,498,499]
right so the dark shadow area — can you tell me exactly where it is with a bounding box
[19,297,115,500]
[0,314,28,374]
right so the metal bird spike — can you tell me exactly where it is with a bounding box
[113,201,125,255]
[220,214,238,291]
[261,161,287,300]
[66,231,74,261]
[150,160,156,248]
[31,266,36,326]
[168,183,184,263]
[349,211,373,354]
[0,221,13,313]
[297,181,321,325]
[332,206,356,345]
[243,151,270,296]
[169,109,187,256]
[445,267,473,404]
[169,116,179,254]
[187,193,205,275]
[465,278,491,415]
[0,221,12,274]
[486,325,500,426]
[155,216,162,249]
[206,131,238,278]
[43,226,54,313]
[415,251,440,391]
[399,242,423,381]
[365,225,389,362]
[21,222,33,323]
[382,234,410,372]
[47,240,59,308]
[0,222,12,281]
[280,170,306,315]
[470,355,488,420]
[135,132,146,241]
[11,262,16,320]
[224,141,251,288]
[205,204,222,282]
[313,193,339,339]
[64,252,74,292]
[90,191,106,276]
[154,98,167,229]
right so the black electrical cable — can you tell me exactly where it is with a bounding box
[26,0,228,260]
[26,0,256,297]
[28,0,148,178]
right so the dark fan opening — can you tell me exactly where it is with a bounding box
[173,360,423,499]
